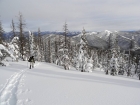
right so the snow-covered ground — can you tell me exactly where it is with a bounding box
[0,60,140,105]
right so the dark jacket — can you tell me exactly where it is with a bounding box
[28,56,35,63]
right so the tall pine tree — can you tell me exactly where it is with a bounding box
[0,20,4,44]
[11,19,16,38]
[17,13,26,60]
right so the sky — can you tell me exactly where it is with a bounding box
[0,0,140,32]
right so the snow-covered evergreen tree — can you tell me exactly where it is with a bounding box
[8,37,19,61]
[76,35,87,72]
[85,57,93,72]
[29,31,34,56]
[29,31,41,61]
[109,52,119,75]
[0,44,16,65]
[118,56,125,75]
[17,13,26,60]
[76,42,84,71]
[0,20,4,43]
[130,63,136,77]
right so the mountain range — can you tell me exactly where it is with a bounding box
[3,30,140,51]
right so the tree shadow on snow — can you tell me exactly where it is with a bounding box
[26,68,140,89]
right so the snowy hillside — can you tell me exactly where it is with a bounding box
[72,30,140,50]
[0,60,140,105]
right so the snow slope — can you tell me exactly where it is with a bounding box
[0,61,140,105]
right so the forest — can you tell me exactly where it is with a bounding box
[1,13,140,80]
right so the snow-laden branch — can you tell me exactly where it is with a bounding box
[0,44,16,60]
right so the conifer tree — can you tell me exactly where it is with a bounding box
[29,31,34,56]
[63,22,68,48]
[0,20,4,44]
[17,12,26,60]
[11,19,16,38]
[48,36,51,63]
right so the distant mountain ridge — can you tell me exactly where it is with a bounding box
[73,30,140,50]
[4,31,81,38]
[3,30,140,50]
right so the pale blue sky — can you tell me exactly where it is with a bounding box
[0,0,140,32]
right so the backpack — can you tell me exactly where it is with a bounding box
[28,57,32,62]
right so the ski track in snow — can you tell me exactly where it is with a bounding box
[0,69,26,105]
[0,62,39,105]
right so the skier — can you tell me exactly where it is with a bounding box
[28,56,35,69]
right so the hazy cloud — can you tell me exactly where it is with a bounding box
[0,0,140,32]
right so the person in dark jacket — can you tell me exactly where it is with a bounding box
[28,56,35,69]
